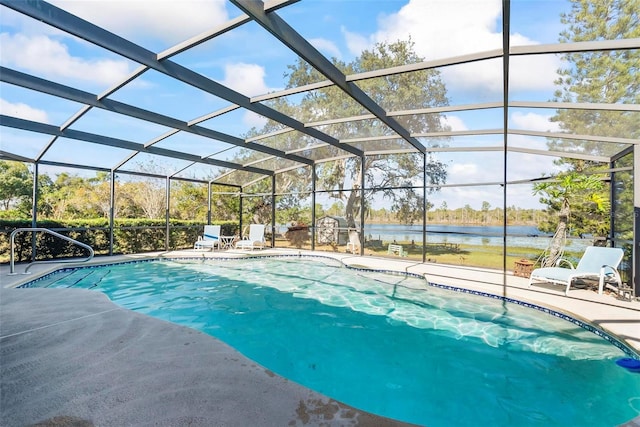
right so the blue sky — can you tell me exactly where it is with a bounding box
[0,0,578,209]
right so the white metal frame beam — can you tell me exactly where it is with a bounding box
[0,0,362,159]
[0,115,274,176]
[1,67,312,167]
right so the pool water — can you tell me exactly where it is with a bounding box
[31,257,640,426]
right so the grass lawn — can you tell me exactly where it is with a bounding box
[277,238,584,272]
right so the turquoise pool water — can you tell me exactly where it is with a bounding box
[29,257,640,426]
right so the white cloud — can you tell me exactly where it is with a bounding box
[442,152,506,184]
[450,162,478,176]
[50,0,228,45]
[221,63,271,97]
[309,38,342,60]
[372,0,503,58]
[511,111,562,132]
[0,98,49,123]
[507,133,550,151]
[450,187,503,209]
[508,52,560,92]
[344,0,560,96]
[506,150,563,182]
[342,26,369,56]
[243,111,268,129]
[440,54,560,95]
[441,115,468,131]
[0,33,132,86]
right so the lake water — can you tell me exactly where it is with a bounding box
[362,224,590,252]
[276,223,591,253]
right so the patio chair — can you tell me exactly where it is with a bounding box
[528,246,624,295]
[235,224,266,250]
[194,225,221,251]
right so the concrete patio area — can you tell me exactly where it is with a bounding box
[2,249,639,426]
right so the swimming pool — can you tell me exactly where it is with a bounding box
[24,256,640,426]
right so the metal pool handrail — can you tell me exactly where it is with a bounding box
[9,227,95,275]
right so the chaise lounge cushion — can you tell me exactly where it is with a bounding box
[529,246,624,295]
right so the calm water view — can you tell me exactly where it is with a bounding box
[361,224,590,251]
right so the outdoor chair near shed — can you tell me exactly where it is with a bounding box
[388,243,407,257]
[194,225,221,251]
[528,246,624,295]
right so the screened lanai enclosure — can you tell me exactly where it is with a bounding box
[0,0,638,294]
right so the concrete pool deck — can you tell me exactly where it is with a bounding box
[2,249,639,426]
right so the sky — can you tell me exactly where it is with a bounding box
[0,0,580,210]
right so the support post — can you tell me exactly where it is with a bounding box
[359,155,365,255]
[501,0,511,297]
[109,170,115,255]
[239,188,244,238]
[271,175,276,248]
[311,165,316,250]
[422,152,427,264]
[31,162,38,263]
[609,160,616,245]
[207,182,212,225]
[311,163,316,251]
[633,146,639,297]
[165,176,170,251]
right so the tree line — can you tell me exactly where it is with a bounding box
[0,161,237,222]
[368,204,543,226]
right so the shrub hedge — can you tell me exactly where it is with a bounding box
[0,219,239,264]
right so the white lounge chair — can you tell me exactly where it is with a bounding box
[194,225,221,251]
[528,246,624,295]
[235,224,266,250]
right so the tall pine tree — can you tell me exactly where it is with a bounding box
[539,0,639,246]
